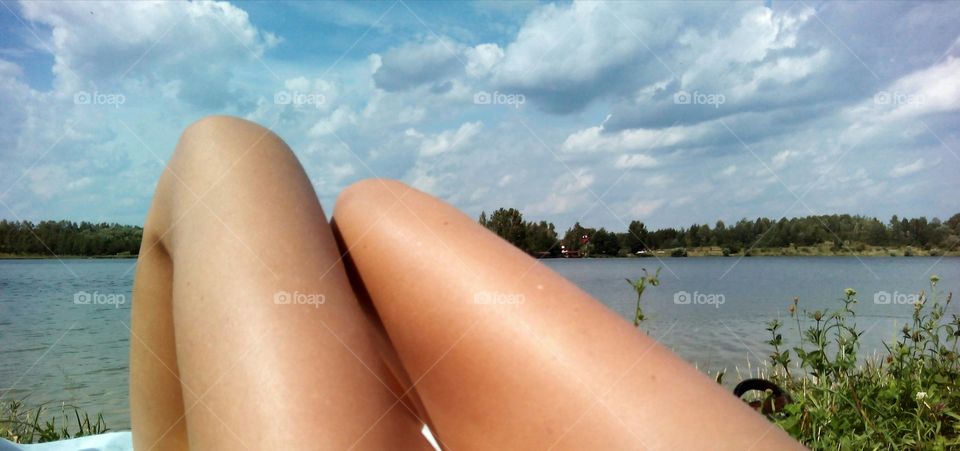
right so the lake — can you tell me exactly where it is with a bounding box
[1,257,957,430]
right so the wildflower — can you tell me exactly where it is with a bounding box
[916,391,927,401]
[930,275,940,284]
[844,288,856,297]
[788,303,796,315]
[813,310,823,321]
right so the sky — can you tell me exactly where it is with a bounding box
[0,0,958,231]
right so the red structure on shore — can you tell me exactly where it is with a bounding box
[560,234,590,258]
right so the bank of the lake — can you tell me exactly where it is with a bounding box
[3,243,956,260]
[663,244,957,257]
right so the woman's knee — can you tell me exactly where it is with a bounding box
[168,116,293,189]
[142,116,301,251]
[334,178,411,224]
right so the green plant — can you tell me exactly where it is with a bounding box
[626,268,660,326]
[0,400,108,444]
[762,276,959,449]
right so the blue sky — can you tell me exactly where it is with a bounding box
[0,0,957,230]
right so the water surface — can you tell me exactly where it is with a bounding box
[1,257,956,429]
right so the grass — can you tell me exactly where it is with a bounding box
[626,267,660,326]
[628,271,960,449]
[764,277,959,449]
[0,400,109,444]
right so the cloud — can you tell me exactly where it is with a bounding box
[642,174,672,188]
[487,2,750,114]
[629,199,665,217]
[0,0,285,224]
[889,158,927,178]
[0,59,24,78]
[20,0,278,108]
[372,36,467,91]
[1,0,958,232]
[875,56,960,121]
[771,150,796,169]
[614,154,658,169]
[527,168,595,215]
[415,121,483,157]
[562,120,697,153]
[465,43,504,78]
[309,106,357,137]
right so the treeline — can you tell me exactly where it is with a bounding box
[4,212,958,258]
[479,209,960,257]
[0,220,142,256]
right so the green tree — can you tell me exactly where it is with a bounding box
[625,220,649,254]
[592,228,620,256]
[562,222,595,252]
[525,220,559,256]
[483,208,527,249]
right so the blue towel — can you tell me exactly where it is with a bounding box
[0,432,132,451]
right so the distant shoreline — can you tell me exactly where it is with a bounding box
[555,245,958,258]
[649,245,956,258]
[3,246,956,260]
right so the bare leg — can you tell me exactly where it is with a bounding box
[130,117,431,450]
[333,179,803,450]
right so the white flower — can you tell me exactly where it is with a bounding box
[916,391,928,401]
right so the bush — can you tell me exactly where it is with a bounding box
[722,247,731,257]
[762,277,959,449]
[671,248,688,257]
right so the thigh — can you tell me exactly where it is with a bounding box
[130,117,430,450]
[333,179,802,450]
